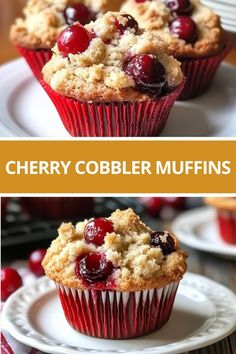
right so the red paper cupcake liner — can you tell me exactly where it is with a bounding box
[21,197,94,220]
[41,80,184,137]
[217,210,236,245]
[179,43,232,100]
[56,282,179,339]
[16,46,52,81]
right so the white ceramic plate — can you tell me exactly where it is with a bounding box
[2,273,236,354]
[172,207,236,259]
[1,59,236,137]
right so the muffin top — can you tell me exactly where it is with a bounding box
[205,197,236,211]
[121,0,225,58]
[42,208,187,291]
[10,0,110,49]
[42,11,183,102]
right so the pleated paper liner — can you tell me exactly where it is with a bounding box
[178,42,232,100]
[56,282,179,339]
[217,210,236,245]
[41,81,184,137]
[16,46,52,81]
[21,197,94,220]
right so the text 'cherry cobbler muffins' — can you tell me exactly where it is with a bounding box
[42,208,187,339]
[10,0,109,80]
[121,0,231,99]
[41,11,184,137]
[205,198,236,245]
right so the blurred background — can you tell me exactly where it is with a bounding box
[0,0,236,65]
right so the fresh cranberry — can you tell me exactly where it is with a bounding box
[162,197,186,210]
[115,14,139,35]
[166,0,192,15]
[84,218,115,246]
[57,23,92,57]
[150,231,176,255]
[169,16,197,43]
[140,197,163,217]
[29,249,47,277]
[1,268,23,301]
[76,253,114,283]
[125,54,166,95]
[64,4,92,26]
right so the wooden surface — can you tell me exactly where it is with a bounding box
[0,0,236,66]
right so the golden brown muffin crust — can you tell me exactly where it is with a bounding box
[205,197,236,212]
[10,0,110,49]
[121,0,226,58]
[42,11,183,102]
[43,208,187,291]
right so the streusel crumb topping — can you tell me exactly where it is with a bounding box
[121,0,225,58]
[43,208,187,291]
[42,11,183,102]
[10,0,109,49]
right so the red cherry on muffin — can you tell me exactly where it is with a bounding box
[57,23,92,57]
[1,268,23,301]
[29,249,47,277]
[166,0,192,15]
[150,231,176,255]
[84,218,115,246]
[76,253,114,282]
[64,4,93,26]
[169,16,197,43]
[115,14,139,35]
[125,54,167,95]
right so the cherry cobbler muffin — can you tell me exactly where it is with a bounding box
[43,208,187,339]
[121,0,231,99]
[42,11,184,137]
[205,198,236,245]
[10,0,110,80]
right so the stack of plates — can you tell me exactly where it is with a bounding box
[202,0,236,33]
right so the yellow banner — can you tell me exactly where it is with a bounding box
[0,140,235,194]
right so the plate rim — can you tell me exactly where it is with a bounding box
[2,273,236,354]
[171,206,236,258]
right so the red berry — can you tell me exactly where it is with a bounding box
[64,4,93,26]
[1,268,23,301]
[162,197,186,210]
[150,231,176,255]
[57,23,92,57]
[166,0,192,15]
[169,16,197,43]
[115,14,139,35]
[140,197,163,217]
[125,54,166,95]
[76,253,114,283]
[29,249,47,277]
[84,218,115,246]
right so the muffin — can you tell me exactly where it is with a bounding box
[121,0,231,100]
[42,208,187,339]
[205,197,236,245]
[1,198,9,221]
[41,11,184,137]
[10,0,110,80]
[21,197,94,220]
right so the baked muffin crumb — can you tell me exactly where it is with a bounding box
[43,208,187,291]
